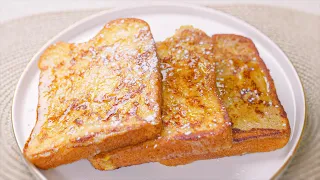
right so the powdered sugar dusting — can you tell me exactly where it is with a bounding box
[29,19,161,154]
[145,113,157,124]
[161,67,174,82]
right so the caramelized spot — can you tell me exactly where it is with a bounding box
[213,35,288,130]
[74,118,83,126]
[29,19,162,155]
[156,26,228,137]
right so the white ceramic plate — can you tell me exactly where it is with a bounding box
[12,3,305,180]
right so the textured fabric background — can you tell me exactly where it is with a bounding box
[0,5,319,180]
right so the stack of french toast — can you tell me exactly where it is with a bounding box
[23,18,290,170]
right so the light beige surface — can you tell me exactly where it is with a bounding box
[0,5,319,180]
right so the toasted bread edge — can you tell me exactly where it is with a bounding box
[88,28,234,171]
[159,133,289,166]
[24,18,162,169]
[159,34,291,166]
[25,121,161,169]
[212,34,290,142]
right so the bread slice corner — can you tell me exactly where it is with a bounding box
[23,18,162,169]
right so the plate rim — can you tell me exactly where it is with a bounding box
[11,2,306,180]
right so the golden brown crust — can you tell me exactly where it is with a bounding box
[212,34,290,139]
[89,26,232,171]
[90,127,231,170]
[91,33,290,170]
[24,18,162,169]
[232,128,285,142]
[215,34,289,122]
[27,123,161,169]
[160,134,289,166]
[160,34,290,166]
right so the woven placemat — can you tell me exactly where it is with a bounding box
[0,5,319,180]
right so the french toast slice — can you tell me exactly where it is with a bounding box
[89,26,232,170]
[23,18,162,169]
[160,34,291,166]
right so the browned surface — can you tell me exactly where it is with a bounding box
[89,26,232,170]
[160,34,291,166]
[160,132,289,166]
[23,18,162,169]
[28,124,161,169]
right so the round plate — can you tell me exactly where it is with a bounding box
[12,3,305,180]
